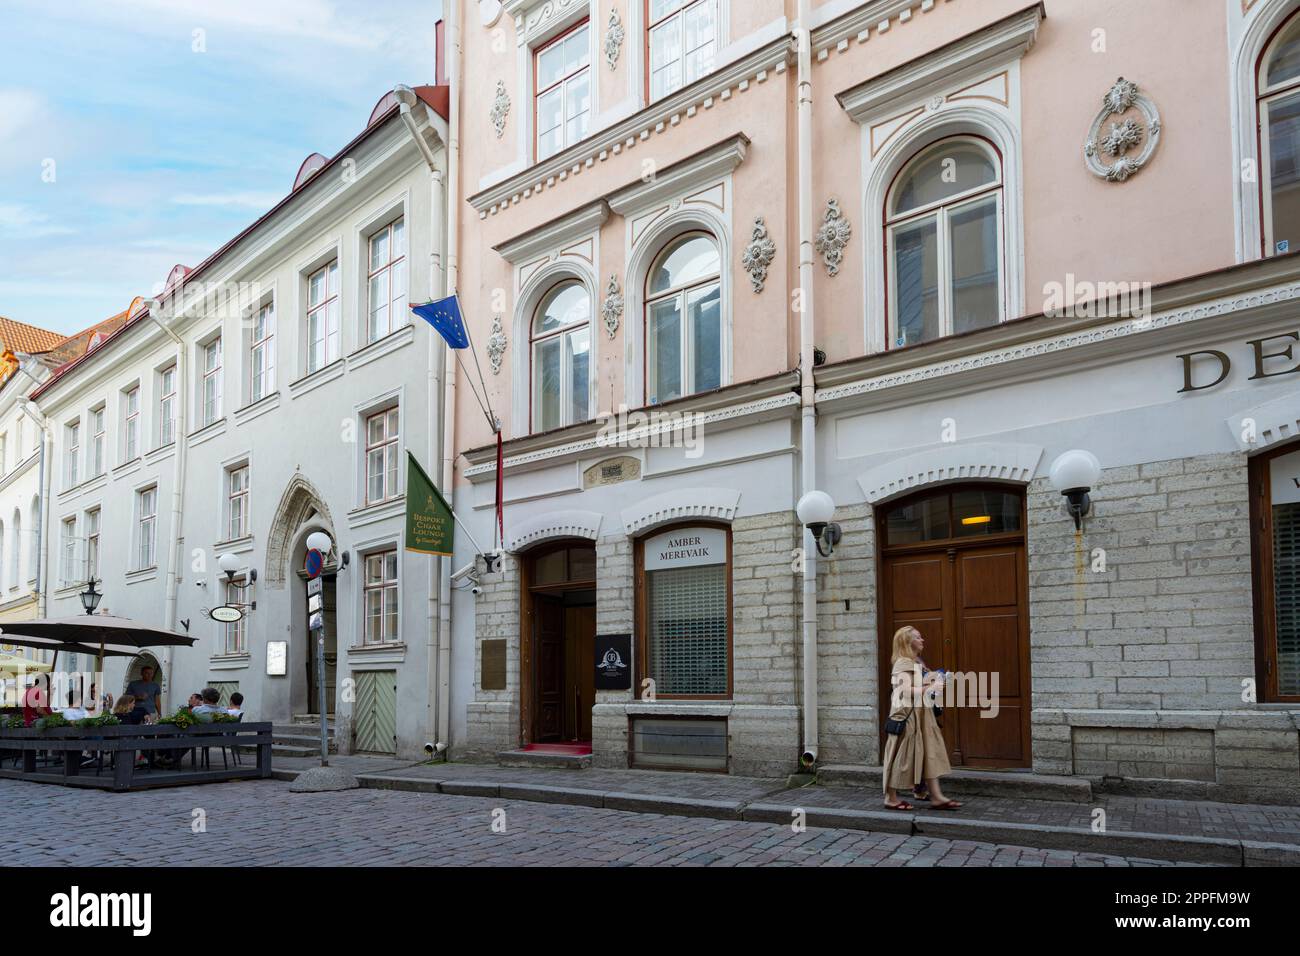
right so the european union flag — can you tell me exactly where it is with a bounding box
[411,294,470,349]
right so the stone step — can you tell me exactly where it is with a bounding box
[272,724,335,739]
[497,749,592,770]
[291,714,336,729]
[273,732,338,753]
[816,764,1093,803]
[237,743,319,759]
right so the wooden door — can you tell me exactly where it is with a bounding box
[563,605,596,741]
[353,670,397,754]
[534,596,565,742]
[880,541,1029,768]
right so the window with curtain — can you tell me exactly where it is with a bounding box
[531,280,591,432]
[535,21,590,160]
[886,137,1003,349]
[645,233,722,404]
[1261,11,1300,255]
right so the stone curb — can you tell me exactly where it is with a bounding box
[270,766,1276,864]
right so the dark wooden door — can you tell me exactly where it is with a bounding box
[881,541,1029,767]
[534,595,565,742]
[564,605,596,741]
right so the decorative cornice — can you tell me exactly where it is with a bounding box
[507,0,587,47]
[608,134,749,217]
[816,280,1300,405]
[464,384,801,479]
[507,508,603,552]
[857,442,1044,503]
[836,2,1044,125]
[493,200,610,263]
[741,216,776,293]
[469,35,790,215]
[1227,393,1300,452]
[811,0,951,58]
[621,487,741,535]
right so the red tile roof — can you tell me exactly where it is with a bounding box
[0,316,66,356]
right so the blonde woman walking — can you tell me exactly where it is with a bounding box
[882,625,961,811]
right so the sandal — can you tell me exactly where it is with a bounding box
[883,801,913,811]
[912,787,931,801]
[928,800,962,811]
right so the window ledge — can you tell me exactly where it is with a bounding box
[125,567,158,585]
[188,418,227,448]
[289,359,345,399]
[112,458,143,481]
[213,535,254,556]
[209,653,251,671]
[347,496,406,528]
[82,473,108,494]
[347,643,406,666]
[53,583,86,598]
[143,444,173,467]
[347,324,415,371]
[234,391,281,426]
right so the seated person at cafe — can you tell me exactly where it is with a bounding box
[113,695,144,725]
[62,686,89,721]
[22,674,53,726]
[227,692,244,717]
[192,688,226,715]
[187,692,203,710]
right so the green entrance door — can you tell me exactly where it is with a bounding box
[353,670,397,754]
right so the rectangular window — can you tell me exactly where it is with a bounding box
[159,366,176,447]
[307,261,341,373]
[365,407,400,505]
[227,464,249,540]
[136,486,157,571]
[201,338,223,426]
[250,302,275,402]
[0,433,7,475]
[640,525,730,698]
[224,580,247,654]
[535,21,591,160]
[125,386,140,460]
[363,549,399,644]
[64,421,79,488]
[60,517,77,585]
[366,220,407,343]
[1252,446,1300,701]
[648,0,717,101]
[90,406,105,477]
[85,508,100,582]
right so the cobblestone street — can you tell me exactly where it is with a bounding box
[0,778,1189,867]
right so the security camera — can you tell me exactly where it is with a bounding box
[195,579,207,588]
[450,562,477,583]
[471,585,483,596]
[423,741,435,755]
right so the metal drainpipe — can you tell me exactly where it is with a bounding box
[439,0,462,756]
[16,398,50,618]
[395,85,447,751]
[796,0,819,770]
[148,302,187,712]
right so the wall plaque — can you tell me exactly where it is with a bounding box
[643,526,727,571]
[594,633,632,690]
[481,639,507,690]
[583,456,641,489]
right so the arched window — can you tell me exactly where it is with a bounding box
[1260,10,1300,255]
[885,137,1003,349]
[28,495,39,582]
[645,232,722,404]
[531,280,591,432]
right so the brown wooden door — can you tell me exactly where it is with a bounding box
[880,541,1029,768]
[534,596,565,741]
[564,605,596,741]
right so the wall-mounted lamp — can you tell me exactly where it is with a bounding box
[796,490,842,557]
[1049,449,1102,531]
[217,552,257,609]
[305,531,349,571]
[79,578,103,616]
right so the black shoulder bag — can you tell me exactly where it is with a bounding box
[884,707,912,736]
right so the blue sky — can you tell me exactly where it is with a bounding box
[0,0,442,335]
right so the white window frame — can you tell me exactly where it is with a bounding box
[135,486,157,572]
[64,420,79,489]
[646,0,720,103]
[226,463,250,541]
[199,336,223,428]
[89,405,106,477]
[85,507,100,583]
[60,516,77,586]
[364,219,408,344]
[884,136,1006,350]
[158,366,176,448]
[534,19,592,161]
[306,259,341,373]
[124,385,140,461]
[644,231,724,406]
[361,546,400,645]
[529,279,593,432]
[224,578,248,654]
[249,301,276,403]
[364,405,401,506]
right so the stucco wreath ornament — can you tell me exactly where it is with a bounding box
[601,274,623,338]
[604,8,625,70]
[490,80,510,139]
[486,314,507,374]
[814,198,852,277]
[742,216,777,293]
[1083,77,1161,183]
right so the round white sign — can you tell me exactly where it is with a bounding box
[209,605,244,624]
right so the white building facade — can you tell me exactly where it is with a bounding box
[31,88,452,759]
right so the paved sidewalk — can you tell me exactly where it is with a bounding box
[274,755,1300,865]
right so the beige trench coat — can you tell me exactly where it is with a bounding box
[881,657,951,793]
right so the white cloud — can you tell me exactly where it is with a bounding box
[0,89,42,141]
[171,191,283,209]
[0,202,74,238]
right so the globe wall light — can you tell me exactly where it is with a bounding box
[796,490,842,557]
[1049,449,1103,531]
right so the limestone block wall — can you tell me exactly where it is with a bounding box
[462,552,521,759]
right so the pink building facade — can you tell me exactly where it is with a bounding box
[446,0,1300,800]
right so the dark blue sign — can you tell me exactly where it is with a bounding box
[304,548,324,580]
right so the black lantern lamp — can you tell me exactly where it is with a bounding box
[79,578,103,615]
